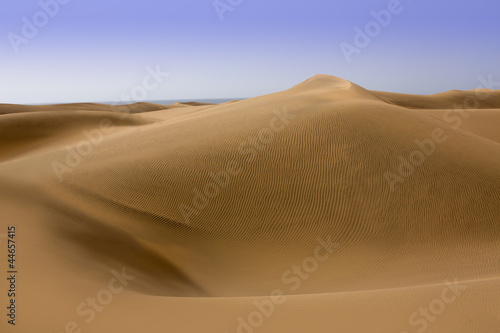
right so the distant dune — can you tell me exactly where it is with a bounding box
[1,75,499,333]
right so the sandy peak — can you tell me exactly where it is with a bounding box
[295,74,354,89]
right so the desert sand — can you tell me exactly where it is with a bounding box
[0,75,499,333]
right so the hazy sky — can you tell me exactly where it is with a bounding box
[1,0,499,104]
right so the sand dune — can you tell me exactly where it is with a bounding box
[0,102,169,115]
[1,75,499,333]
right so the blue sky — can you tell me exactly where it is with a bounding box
[1,0,499,104]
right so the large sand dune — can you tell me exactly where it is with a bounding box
[1,75,499,332]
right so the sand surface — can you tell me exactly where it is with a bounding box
[0,75,499,332]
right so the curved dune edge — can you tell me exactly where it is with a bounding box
[0,75,499,332]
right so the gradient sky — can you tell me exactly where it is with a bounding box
[1,0,499,104]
